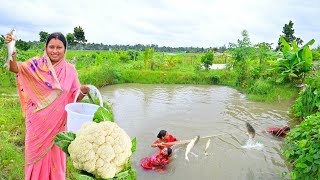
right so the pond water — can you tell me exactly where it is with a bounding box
[99,84,292,180]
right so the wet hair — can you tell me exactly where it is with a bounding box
[46,32,67,49]
[157,130,167,139]
[167,147,172,156]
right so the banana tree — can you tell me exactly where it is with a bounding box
[271,37,315,84]
[143,48,154,70]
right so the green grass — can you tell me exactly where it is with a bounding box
[0,86,17,94]
[245,82,298,102]
[0,142,24,180]
[0,96,25,180]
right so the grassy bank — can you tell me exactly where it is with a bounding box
[0,95,25,180]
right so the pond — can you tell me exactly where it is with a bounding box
[99,84,292,180]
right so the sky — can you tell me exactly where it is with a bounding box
[0,0,319,48]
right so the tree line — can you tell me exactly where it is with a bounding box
[0,20,310,53]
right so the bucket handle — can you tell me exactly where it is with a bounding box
[74,85,104,107]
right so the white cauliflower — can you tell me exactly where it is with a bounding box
[68,121,132,179]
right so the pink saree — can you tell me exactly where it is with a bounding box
[16,55,80,180]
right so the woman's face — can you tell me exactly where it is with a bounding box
[162,132,169,140]
[46,38,65,64]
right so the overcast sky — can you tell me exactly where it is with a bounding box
[0,0,319,48]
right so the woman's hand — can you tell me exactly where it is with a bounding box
[76,85,90,102]
[80,85,90,95]
[5,33,13,44]
[157,142,165,148]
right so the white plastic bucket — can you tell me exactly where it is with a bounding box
[65,86,103,133]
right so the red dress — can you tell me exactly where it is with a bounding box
[152,134,177,150]
[267,127,289,137]
[140,151,170,170]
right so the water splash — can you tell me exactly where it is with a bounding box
[242,138,264,150]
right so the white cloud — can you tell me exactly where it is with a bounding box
[0,0,319,48]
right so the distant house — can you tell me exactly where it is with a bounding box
[209,64,227,70]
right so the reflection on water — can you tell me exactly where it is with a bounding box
[99,84,292,180]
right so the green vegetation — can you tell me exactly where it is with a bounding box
[201,50,214,70]
[0,96,25,180]
[1,21,319,179]
[283,112,320,180]
[270,37,315,84]
[276,20,303,51]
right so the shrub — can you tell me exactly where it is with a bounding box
[283,112,320,180]
[290,75,320,119]
[248,79,273,95]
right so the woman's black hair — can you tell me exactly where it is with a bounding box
[46,32,67,49]
[157,130,167,139]
[167,147,172,156]
[283,126,290,131]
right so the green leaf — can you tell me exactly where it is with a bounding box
[301,39,315,48]
[280,36,290,53]
[289,73,298,78]
[72,172,97,180]
[114,170,130,178]
[276,76,285,83]
[93,107,114,123]
[113,159,137,179]
[303,166,311,173]
[302,46,313,69]
[315,159,320,164]
[131,137,137,153]
[305,155,313,162]
[291,41,299,52]
[0,131,10,141]
[296,162,308,168]
[54,132,76,156]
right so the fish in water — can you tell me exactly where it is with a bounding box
[4,29,17,69]
[204,138,211,156]
[185,135,200,161]
[245,122,255,139]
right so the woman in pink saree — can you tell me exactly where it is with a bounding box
[5,32,89,179]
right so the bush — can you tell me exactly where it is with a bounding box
[248,79,273,95]
[201,51,214,70]
[290,75,320,119]
[283,112,320,180]
[290,87,319,119]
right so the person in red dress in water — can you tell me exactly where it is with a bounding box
[151,130,178,150]
[140,147,173,171]
[266,126,290,137]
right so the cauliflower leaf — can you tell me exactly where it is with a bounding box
[93,107,114,123]
[131,138,137,153]
[54,132,76,156]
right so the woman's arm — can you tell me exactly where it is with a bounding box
[161,158,170,165]
[151,140,165,148]
[9,52,18,73]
